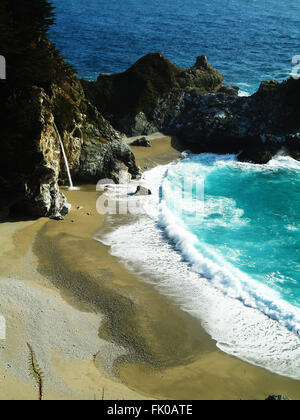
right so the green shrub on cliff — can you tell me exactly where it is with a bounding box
[0,0,72,89]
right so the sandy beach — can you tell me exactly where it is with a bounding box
[1,134,300,400]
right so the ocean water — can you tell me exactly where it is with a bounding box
[162,154,300,328]
[99,154,300,378]
[49,0,300,94]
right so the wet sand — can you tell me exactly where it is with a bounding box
[0,191,147,400]
[1,134,300,399]
[126,133,185,170]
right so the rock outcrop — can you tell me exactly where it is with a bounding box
[142,77,300,163]
[131,137,151,147]
[82,53,224,135]
[0,46,139,220]
[134,186,152,196]
[51,75,139,185]
[82,52,300,165]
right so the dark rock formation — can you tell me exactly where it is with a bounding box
[131,137,151,147]
[0,70,139,219]
[82,51,300,165]
[142,77,300,163]
[82,53,224,135]
[194,55,209,70]
[0,45,139,220]
[265,395,291,401]
[134,186,152,196]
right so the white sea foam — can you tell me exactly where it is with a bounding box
[238,90,250,97]
[235,82,251,97]
[96,155,300,379]
[286,225,299,232]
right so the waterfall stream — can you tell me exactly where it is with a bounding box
[53,122,78,191]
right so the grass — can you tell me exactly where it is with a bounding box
[27,343,44,401]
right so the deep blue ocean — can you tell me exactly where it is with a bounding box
[50,0,300,94]
[51,1,300,378]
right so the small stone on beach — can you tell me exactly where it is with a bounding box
[131,137,151,147]
[134,185,152,196]
[50,214,64,221]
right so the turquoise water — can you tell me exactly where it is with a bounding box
[50,0,300,94]
[161,154,300,334]
[100,156,300,377]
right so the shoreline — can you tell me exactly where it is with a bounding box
[0,135,300,399]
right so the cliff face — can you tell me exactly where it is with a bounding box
[0,86,68,219]
[138,77,300,164]
[51,70,139,185]
[82,53,224,135]
[0,0,141,220]
[0,50,139,220]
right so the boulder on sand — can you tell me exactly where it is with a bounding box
[134,186,152,196]
[131,137,151,147]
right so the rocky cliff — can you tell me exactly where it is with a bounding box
[143,77,300,163]
[83,52,300,164]
[0,46,139,220]
[82,53,224,135]
[0,0,142,220]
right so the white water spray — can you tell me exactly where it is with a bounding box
[53,122,79,191]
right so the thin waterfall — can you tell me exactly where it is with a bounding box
[53,121,76,190]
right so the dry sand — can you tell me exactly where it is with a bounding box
[0,134,300,400]
[0,194,146,400]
